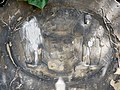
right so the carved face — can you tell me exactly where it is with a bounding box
[10,6,113,80]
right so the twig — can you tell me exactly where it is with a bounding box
[0,17,11,30]
[6,42,17,67]
[9,68,20,90]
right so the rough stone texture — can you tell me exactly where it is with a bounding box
[0,0,120,90]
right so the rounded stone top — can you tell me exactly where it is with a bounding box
[9,5,113,82]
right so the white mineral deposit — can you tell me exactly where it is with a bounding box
[55,77,66,90]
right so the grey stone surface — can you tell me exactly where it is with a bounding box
[0,0,120,90]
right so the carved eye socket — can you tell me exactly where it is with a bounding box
[116,0,120,3]
[0,0,7,7]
